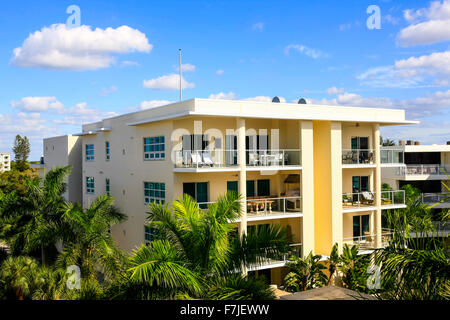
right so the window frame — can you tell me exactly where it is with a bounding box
[143,136,165,161]
[86,176,95,194]
[144,182,166,205]
[105,141,110,161]
[86,144,95,161]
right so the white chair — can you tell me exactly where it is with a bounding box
[191,152,203,167]
[248,152,259,166]
[202,152,214,166]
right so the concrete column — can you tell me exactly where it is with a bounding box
[373,124,382,248]
[237,118,247,237]
[237,117,247,275]
[300,120,314,257]
[330,122,343,253]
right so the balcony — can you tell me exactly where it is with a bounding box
[247,243,303,271]
[173,149,302,172]
[342,190,406,212]
[343,229,393,251]
[421,193,450,209]
[396,165,450,180]
[198,196,303,221]
[380,148,404,165]
[342,149,374,166]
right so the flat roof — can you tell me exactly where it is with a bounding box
[82,98,419,131]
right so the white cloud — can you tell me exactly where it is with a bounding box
[284,44,328,59]
[121,60,140,67]
[310,88,450,119]
[139,100,173,110]
[11,24,152,70]
[327,87,345,95]
[207,93,287,103]
[208,92,236,100]
[10,96,64,112]
[252,22,264,31]
[174,63,196,72]
[397,0,450,46]
[99,85,118,97]
[357,51,450,88]
[216,69,224,75]
[53,102,118,125]
[143,74,195,90]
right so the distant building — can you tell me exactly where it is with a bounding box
[0,152,11,172]
[40,135,82,203]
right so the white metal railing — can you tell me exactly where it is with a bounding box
[173,149,301,168]
[197,196,302,217]
[173,149,238,168]
[249,243,303,269]
[343,229,393,250]
[397,164,450,176]
[380,149,404,164]
[246,149,301,166]
[342,149,374,165]
[342,190,405,209]
[421,193,450,206]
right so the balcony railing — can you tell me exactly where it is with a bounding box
[342,149,374,165]
[173,149,238,169]
[380,149,404,164]
[342,190,405,209]
[197,196,302,218]
[397,164,450,176]
[246,149,301,167]
[343,229,392,250]
[173,149,301,169]
[421,193,450,206]
[248,243,303,270]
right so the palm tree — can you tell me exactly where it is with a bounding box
[125,192,291,300]
[337,244,371,292]
[0,166,72,265]
[57,194,127,287]
[283,252,328,292]
[327,243,340,285]
[0,256,40,299]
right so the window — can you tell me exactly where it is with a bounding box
[144,182,165,204]
[353,215,370,238]
[257,179,270,196]
[352,176,369,193]
[144,136,165,160]
[106,178,110,196]
[183,182,208,209]
[105,141,110,161]
[86,144,94,161]
[86,177,95,194]
[144,226,160,244]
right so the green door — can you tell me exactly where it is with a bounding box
[227,181,238,195]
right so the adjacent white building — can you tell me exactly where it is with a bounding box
[0,152,11,172]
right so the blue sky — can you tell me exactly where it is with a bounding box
[0,0,449,159]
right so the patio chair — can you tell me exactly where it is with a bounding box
[248,152,259,166]
[342,193,353,207]
[190,152,203,167]
[202,152,214,167]
[361,191,374,205]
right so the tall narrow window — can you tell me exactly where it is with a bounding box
[86,177,95,194]
[144,182,165,204]
[105,141,110,161]
[105,178,110,196]
[144,136,165,160]
[86,144,94,161]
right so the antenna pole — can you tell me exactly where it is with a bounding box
[179,48,182,101]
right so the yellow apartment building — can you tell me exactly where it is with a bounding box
[43,98,416,285]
